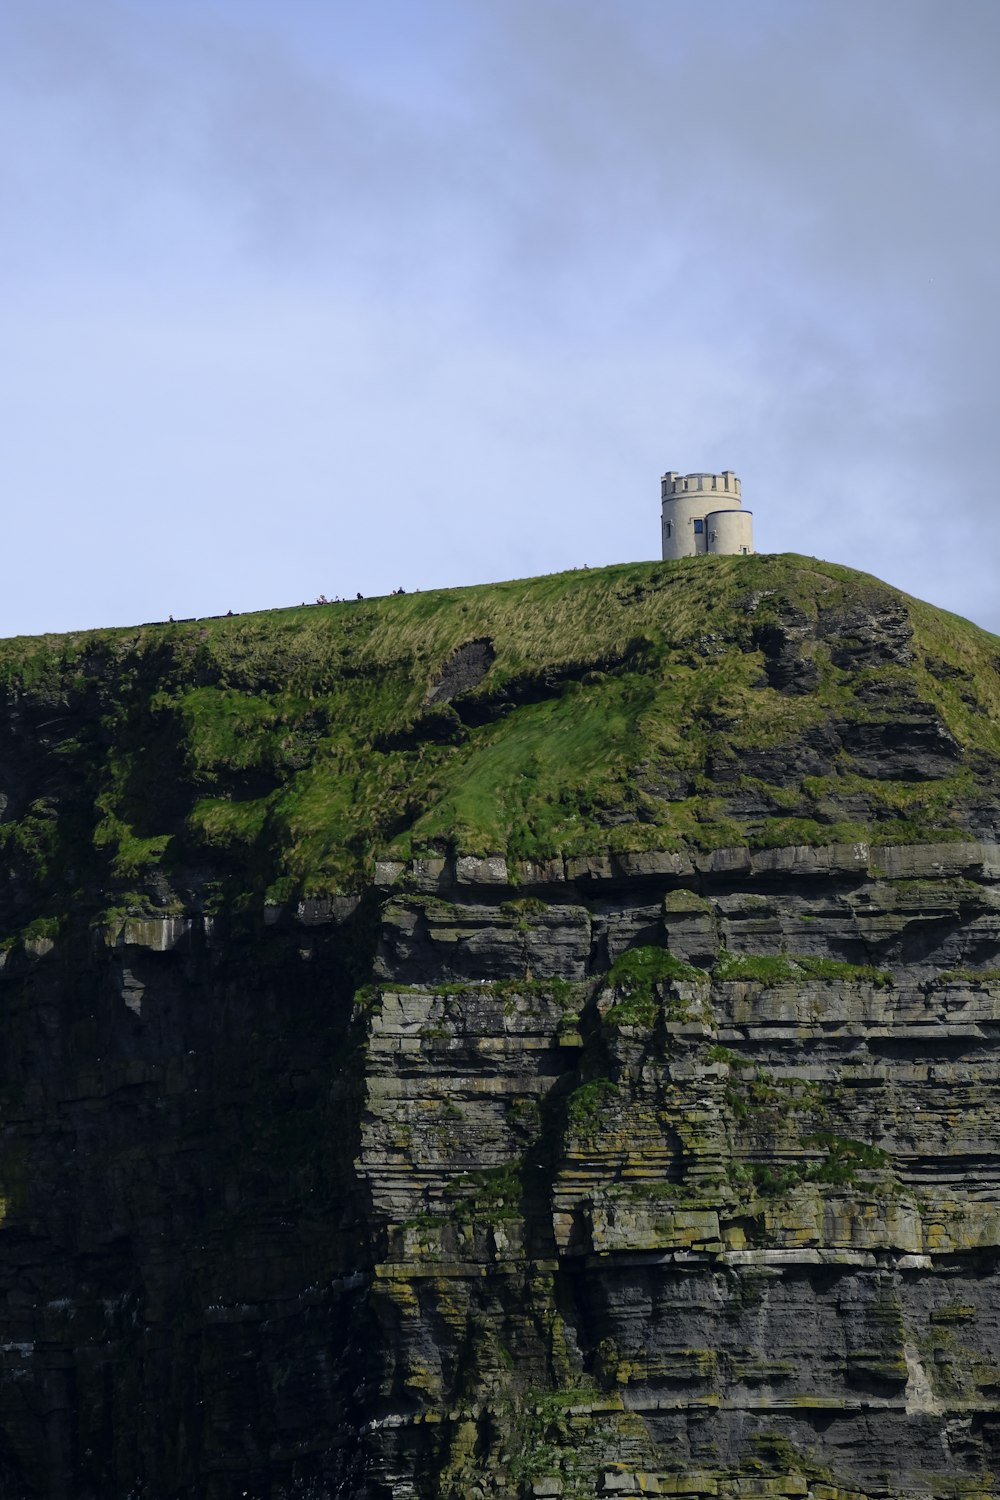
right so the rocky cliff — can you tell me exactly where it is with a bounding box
[0,556,997,1497]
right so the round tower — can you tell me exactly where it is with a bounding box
[660,470,753,560]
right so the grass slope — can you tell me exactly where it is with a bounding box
[0,553,998,926]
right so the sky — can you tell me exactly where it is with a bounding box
[2,0,999,637]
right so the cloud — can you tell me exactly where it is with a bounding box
[1,0,999,634]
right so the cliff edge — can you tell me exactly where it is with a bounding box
[0,556,997,1497]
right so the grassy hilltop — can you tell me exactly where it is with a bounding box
[0,553,999,934]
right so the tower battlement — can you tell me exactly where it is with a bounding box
[660,468,752,560]
[661,470,741,501]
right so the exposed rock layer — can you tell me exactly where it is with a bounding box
[357,844,1000,1500]
[0,843,997,1495]
[0,559,995,1495]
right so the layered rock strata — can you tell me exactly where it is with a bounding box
[1,841,994,1494]
[0,557,995,1495]
[351,842,1000,1499]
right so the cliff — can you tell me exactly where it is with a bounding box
[0,555,998,1497]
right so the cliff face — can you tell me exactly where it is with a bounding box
[0,557,997,1497]
[361,843,1000,1500]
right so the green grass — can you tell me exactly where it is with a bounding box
[713,953,893,986]
[706,1044,751,1068]
[607,945,707,992]
[0,553,997,932]
[937,968,1000,986]
[801,1131,892,1183]
[603,945,708,1028]
[443,1162,523,1220]
[565,1079,619,1130]
[729,1133,892,1198]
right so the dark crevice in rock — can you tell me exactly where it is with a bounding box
[426,637,496,705]
[750,617,819,695]
[451,637,658,728]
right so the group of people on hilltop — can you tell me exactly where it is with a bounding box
[169,586,411,623]
[309,587,407,605]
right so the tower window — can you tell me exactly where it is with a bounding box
[693,519,704,534]
[665,522,672,537]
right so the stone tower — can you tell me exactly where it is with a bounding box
[661,470,753,560]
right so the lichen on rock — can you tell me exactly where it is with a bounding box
[0,557,995,1494]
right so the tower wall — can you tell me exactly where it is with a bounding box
[660,470,752,560]
[707,507,753,556]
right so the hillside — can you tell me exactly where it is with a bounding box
[0,556,998,1498]
[1,553,999,943]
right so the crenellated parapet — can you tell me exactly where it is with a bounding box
[661,469,741,501]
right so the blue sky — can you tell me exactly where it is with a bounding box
[3,0,999,635]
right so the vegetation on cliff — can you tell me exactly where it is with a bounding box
[0,557,999,1496]
[0,553,998,936]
